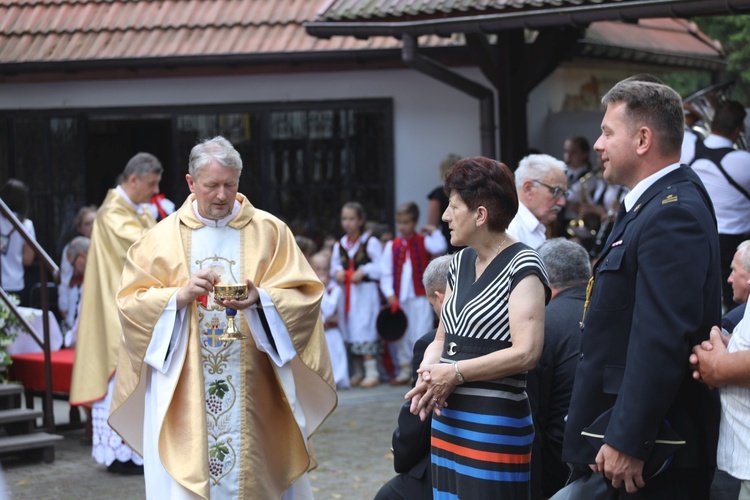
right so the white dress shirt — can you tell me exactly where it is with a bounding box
[507,202,547,249]
[718,304,750,480]
[690,134,750,234]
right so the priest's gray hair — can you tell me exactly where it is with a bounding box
[189,136,243,177]
[422,255,452,297]
[123,152,163,180]
[538,238,591,289]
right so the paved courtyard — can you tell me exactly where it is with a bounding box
[1,384,409,499]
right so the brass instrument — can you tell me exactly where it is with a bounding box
[683,81,747,150]
[567,169,600,242]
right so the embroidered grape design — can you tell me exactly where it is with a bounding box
[209,456,223,477]
[209,442,230,478]
[207,379,230,414]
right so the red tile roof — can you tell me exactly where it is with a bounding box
[0,0,447,65]
[0,0,724,72]
[583,18,723,63]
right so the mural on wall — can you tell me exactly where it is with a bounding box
[562,76,601,112]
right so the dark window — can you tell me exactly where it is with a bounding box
[1,99,393,260]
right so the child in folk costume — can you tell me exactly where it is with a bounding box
[310,252,350,390]
[331,201,383,388]
[380,201,447,384]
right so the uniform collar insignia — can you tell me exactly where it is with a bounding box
[661,194,678,205]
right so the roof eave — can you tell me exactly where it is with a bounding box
[576,42,727,71]
[305,0,750,38]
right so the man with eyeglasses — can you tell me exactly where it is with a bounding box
[507,153,568,249]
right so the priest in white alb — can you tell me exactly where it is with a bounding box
[109,136,337,499]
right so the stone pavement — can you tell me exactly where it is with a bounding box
[1,383,411,499]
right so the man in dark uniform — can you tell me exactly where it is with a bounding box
[562,77,722,499]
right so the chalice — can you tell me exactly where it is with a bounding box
[214,283,249,341]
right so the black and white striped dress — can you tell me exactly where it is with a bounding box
[432,243,549,499]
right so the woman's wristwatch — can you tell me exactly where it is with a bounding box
[454,361,465,384]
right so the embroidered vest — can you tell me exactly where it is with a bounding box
[339,235,371,270]
[392,235,428,298]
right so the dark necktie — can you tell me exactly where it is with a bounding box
[612,202,627,231]
[603,202,627,248]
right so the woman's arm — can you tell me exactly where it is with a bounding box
[417,275,546,410]
[460,275,546,381]
[426,198,443,228]
[22,242,34,266]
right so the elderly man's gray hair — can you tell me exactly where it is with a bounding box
[538,238,591,289]
[515,154,567,189]
[189,136,243,177]
[422,255,452,296]
[66,236,91,262]
[737,240,750,272]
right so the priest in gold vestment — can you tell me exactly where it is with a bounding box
[109,136,337,499]
[69,152,163,473]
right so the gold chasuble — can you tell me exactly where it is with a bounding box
[69,189,156,405]
[109,194,337,499]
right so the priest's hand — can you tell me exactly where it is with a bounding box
[216,278,261,311]
[177,268,220,309]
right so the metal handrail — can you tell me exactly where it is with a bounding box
[0,196,60,431]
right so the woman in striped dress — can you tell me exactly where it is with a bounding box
[406,156,550,499]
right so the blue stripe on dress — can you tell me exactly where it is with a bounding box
[433,489,459,500]
[432,419,534,446]
[441,407,533,428]
[432,454,531,481]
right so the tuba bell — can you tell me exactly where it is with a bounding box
[683,81,747,150]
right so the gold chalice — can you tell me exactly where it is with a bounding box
[214,283,249,341]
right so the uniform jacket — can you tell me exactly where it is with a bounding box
[563,166,721,473]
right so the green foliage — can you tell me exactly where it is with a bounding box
[693,15,750,105]
[0,294,23,379]
[662,71,712,100]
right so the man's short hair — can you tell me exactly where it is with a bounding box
[189,136,243,178]
[422,255,452,296]
[601,79,684,157]
[712,101,747,137]
[122,152,163,180]
[515,154,567,189]
[537,238,591,289]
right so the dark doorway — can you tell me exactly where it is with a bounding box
[86,117,175,206]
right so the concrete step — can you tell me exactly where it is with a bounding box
[0,383,23,411]
[0,407,42,426]
[0,432,63,462]
[0,384,23,398]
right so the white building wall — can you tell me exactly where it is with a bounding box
[0,67,492,227]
